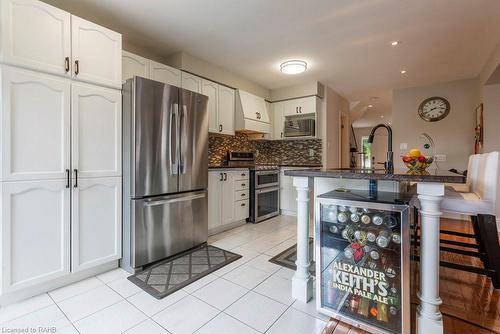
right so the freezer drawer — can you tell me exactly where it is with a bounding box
[131,190,207,268]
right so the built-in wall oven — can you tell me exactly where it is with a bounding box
[249,169,280,223]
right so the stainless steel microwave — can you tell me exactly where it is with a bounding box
[284,113,316,138]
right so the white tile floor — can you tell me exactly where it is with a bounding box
[0,215,326,334]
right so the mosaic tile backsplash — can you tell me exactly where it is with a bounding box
[208,133,322,166]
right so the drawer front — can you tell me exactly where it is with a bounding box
[235,180,249,191]
[235,189,249,201]
[234,200,249,221]
[233,170,249,181]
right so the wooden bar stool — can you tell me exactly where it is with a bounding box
[412,152,500,288]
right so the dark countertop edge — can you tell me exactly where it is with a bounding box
[284,169,466,183]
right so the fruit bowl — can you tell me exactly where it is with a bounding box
[401,155,433,173]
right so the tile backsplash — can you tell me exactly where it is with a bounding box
[208,133,322,166]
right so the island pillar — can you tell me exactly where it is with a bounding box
[291,176,314,302]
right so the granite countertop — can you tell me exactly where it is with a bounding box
[284,168,466,184]
[208,164,322,169]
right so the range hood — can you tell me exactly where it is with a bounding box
[235,89,271,134]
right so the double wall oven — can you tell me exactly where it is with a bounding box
[226,151,280,223]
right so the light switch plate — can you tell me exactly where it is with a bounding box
[400,143,408,150]
[434,154,446,162]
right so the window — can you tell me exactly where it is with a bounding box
[361,136,372,169]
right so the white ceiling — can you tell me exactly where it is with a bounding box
[44,0,500,121]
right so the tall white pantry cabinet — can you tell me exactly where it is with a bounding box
[0,0,122,304]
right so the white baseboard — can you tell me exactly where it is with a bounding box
[208,219,247,236]
[0,261,118,306]
[280,210,297,217]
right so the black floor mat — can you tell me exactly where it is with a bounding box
[268,238,315,275]
[128,244,241,299]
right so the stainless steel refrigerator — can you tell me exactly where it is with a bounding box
[121,77,209,273]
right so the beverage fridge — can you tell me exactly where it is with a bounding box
[315,190,411,334]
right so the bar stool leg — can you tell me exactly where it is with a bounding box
[416,183,444,334]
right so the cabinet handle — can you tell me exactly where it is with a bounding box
[219,173,223,181]
[299,106,302,113]
[241,173,246,177]
[66,169,70,188]
[224,173,227,181]
[281,132,283,138]
[241,203,246,207]
[241,193,246,197]
[219,124,222,132]
[241,183,246,187]
[296,107,298,113]
[74,60,79,75]
[65,57,70,73]
[73,169,78,188]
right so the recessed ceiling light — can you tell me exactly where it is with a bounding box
[391,41,400,46]
[367,104,373,108]
[280,60,307,75]
[400,70,407,74]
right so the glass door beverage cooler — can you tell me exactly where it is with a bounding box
[315,190,411,334]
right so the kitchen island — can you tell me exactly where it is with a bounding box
[284,168,465,334]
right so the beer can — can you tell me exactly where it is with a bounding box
[338,205,348,212]
[354,230,367,244]
[341,227,354,240]
[376,231,390,248]
[383,215,398,229]
[363,208,371,213]
[344,247,354,259]
[337,212,348,223]
[349,206,359,214]
[361,214,371,225]
[392,232,401,244]
[329,225,339,234]
[350,213,360,223]
[376,302,389,322]
[370,250,380,260]
[358,297,370,317]
[367,232,376,242]
[372,215,383,226]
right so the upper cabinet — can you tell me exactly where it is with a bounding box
[235,90,271,134]
[218,85,235,136]
[283,96,318,116]
[202,79,219,133]
[71,16,122,89]
[181,72,202,93]
[272,96,321,140]
[0,0,122,89]
[0,0,71,77]
[122,51,149,82]
[150,60,181,86]
[272,102,284,140]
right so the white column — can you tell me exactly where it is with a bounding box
[292,177,313,302]
[416,182,444,334]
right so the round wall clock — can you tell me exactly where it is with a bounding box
[418,96,450,122]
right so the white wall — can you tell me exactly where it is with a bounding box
[322,86,350,168]
[270,82,324,102]
[167,52,270,99]
[392,78,480,171]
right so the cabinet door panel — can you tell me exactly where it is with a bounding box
[1,66,70,181]
[72,83,121,178]
[218,85,235,135]
[181,72,201,93]
[1,180,70,292]
[234,200,249,221]
[273,102,284,140]
[71,15,122,88]
[150,60,181,86]
[208,171,222,231]
[0,0,71,76]
[202,80,219,133]
[71,177,121,272]
[122,51,149,82]
[220,172,235,225]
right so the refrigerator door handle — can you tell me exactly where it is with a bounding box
[170,103,179,175]
[180,105,188,174]
[144,192,206,207]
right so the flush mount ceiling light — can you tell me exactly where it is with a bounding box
[391,41,400,46]
[367,104,374,108]
[400,69,407,74]
[280,60,307,75]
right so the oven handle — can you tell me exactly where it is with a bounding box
[255,170,280,176]
[256,186,280,194]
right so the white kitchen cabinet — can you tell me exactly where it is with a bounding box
[202,79,219,133]
[122,51,149,82]
[208,169,249,234]
[218,85,235,135]
[0,0,71,77]
[71,15,122,89]
[272,102,284,140]
[220,172,236,225]
[71,83,122,179]
[71,177,121,272]
[0,66,70,182]
[280,168,298,216]
[150,60,181,86]
[1,179,70,293]
[181,71,202,93]
[284,96,317,115]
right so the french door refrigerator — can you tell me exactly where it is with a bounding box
[122,76,209,272]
